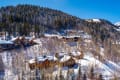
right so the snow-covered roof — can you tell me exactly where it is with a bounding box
[33,39,42,44]
[0,40,13,44]
[29,59,35,64]
[37,56,56,62]
[29,57,47,64]
[63,35,80,38]
[46,56,58,61]
[60,55,71,62]
[71,51,81,56]
[11,36,34,42]
[19,36,23,39]
[37,56,47,62]
[44,34,63,39]
[29,55,58,64]
[25,37,33,40]
[84,39,91,43]
[10,37,19,41]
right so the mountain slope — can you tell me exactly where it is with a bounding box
[0,4,119,42]
[115,22,120,26]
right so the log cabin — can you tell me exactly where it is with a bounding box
[0,40,14,50]
[12,36,36,48]
[29,59,59,70]
[29,56,58,70]
[28,54,77,70]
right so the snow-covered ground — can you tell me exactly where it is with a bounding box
[51,52,120,80]
[77,53,120,79]
[92,19,101,22]
[115,22,120,26]
[0,37,120,80]
[114,27,120,32]
[85,19,101,23]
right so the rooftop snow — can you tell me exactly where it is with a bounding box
[29,59,35,64]
[0,40,13,44]
[33,39,42,44]
[60,55,71,62]
[25,37,33,40]
[63,35,80,38]
[10,37,19,41]
[29,55,58,63]
[71,51,81,56]
[44,34,63,39]
[37,56,47,62]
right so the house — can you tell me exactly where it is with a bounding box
[29,52,80,70]
[0,40,14,50]
[11,36,37,48]
[29,56,58,70]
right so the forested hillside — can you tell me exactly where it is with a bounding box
[1,4,120,80]
[0,4,119,42]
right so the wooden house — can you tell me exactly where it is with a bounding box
[29,53,78,70]
[12,36,36,48]
[0,40,14,50]
[29,56,58,70]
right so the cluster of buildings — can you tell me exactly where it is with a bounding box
[0,36,37,51]
[28,51,84,70]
